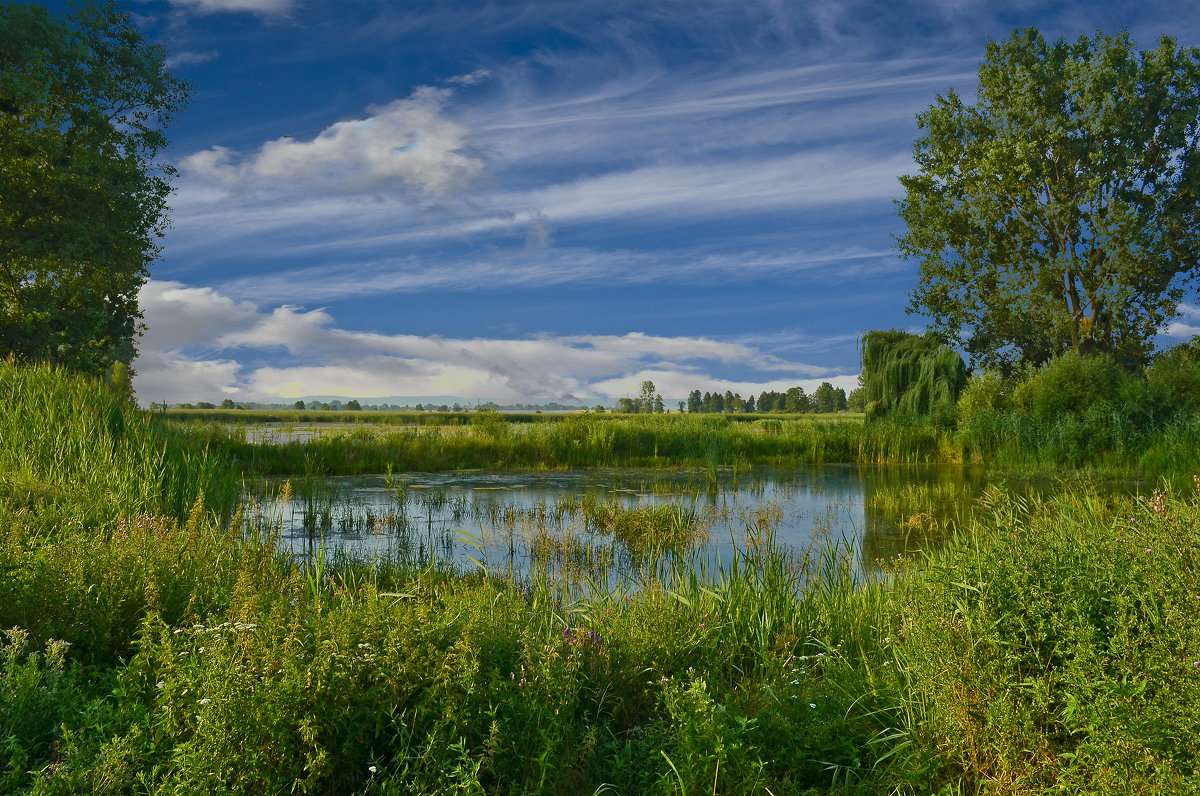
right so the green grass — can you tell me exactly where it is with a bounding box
[163,413,948,476]
[3,363,1200,793]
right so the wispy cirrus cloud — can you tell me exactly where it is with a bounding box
[214,244,898,303]
[165,49,219,68]
[158,0,295,15]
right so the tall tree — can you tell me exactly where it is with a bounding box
[899,28,1200,372]
[1,1,188,376]
[813,382,837,414]
[637,380,657,413]
[784,386,807,413]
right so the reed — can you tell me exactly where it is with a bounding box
[170,412,949,477]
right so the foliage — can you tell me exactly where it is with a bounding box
[896,485,1200,792]
[899,28,1200,373]
[177,411,952,476]
[0,358,239,528]
[860,329,966,427]
[0,0,189,376]
[955,350,1200,475]
[0,629,80,792]
[5,362,1200,792]
[1145,336,1200,417]
[1011,351,1129,421]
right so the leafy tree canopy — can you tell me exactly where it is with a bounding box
[899,28,1200,373]
[0,0,188,376]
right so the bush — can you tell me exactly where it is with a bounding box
[1012,352,1128,421]
[0,629,80,792]
[896,486,1200,792]
[1145,337,1200,417]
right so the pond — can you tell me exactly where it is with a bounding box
[246,464,994,579]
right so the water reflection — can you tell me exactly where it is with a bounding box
[246,465,989,577]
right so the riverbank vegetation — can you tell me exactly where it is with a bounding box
[3,360,1200,794]
[155,340,1200,483]
[174,411,945,477]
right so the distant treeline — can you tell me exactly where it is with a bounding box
[686,383,863,414]
[169,398,586,412]
[607,380,866,415]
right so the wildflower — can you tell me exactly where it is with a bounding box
[808,703,817,709]
[198,698,212,705]
[369,766,377,774]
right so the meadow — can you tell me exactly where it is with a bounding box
[2,360,1199,794]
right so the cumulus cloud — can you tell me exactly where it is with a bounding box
[133,279,850,404]
[180,87,486,198]
[1164,304,1200,338]
[139,281,260,351]
[133,351,244,403]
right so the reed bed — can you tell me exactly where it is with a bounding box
[166,413,948,477]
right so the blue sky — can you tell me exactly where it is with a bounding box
[123,0,1200,405]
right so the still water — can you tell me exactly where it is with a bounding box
[248,465,989,576]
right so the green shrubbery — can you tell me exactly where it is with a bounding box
[954,344,1200,475]
[895,484,1200,792]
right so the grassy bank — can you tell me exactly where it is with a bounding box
[160,408,854,426]
[168,412,951,476]
[3,363,1198,793]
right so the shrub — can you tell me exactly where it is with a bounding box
[1011,352,1128,421]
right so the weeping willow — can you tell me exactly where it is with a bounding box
[860,330,966,425]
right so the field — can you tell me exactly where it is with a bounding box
[2,361,1199,794]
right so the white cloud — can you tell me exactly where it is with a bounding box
[500,150,911,225]
[133,279,851,404]
[165,50,219,68]
[1164,304,1200,338]
[139,280,260,351]
[162,0,294,15]
[1167,322,1200,338]
[133,351,243,403]
[180,87,486,198]
[447,69,492,86]
[215,244,896,303]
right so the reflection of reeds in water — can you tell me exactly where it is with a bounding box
[248,468,979,593]
[865,480,968,515]
[863,479,973,552]
[736,499,783,556]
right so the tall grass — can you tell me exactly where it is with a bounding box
[172,413,951,476]
[0,359,240,526]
